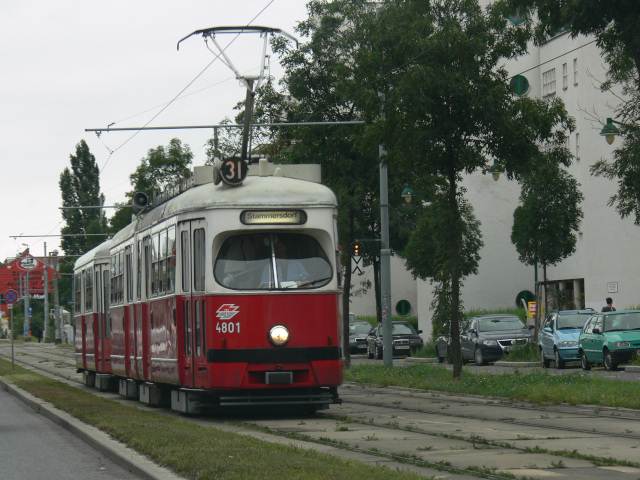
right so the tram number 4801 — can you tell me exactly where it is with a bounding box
[216,321,241,334]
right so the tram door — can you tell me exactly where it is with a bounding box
[178,219,208,388]
[94,264,110,373]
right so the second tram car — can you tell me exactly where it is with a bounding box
[74,160,343,413]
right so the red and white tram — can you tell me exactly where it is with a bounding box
[74,160,343,413]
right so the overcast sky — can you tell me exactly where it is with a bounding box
[0,0,308,262]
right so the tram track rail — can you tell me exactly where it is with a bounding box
[4,342,640,479]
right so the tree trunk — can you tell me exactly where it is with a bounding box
[373,257,381,324]
[447,164,463,380]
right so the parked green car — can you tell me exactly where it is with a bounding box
[578,310,640,371]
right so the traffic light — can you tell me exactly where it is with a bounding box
[349,241,364,257]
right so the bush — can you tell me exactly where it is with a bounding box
[505,341,539,362]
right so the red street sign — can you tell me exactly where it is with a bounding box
[4,289,18,304]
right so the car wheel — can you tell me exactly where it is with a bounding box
[603,350,617,371]
[554,349,565,369]
[540,348,551,368]
[474,347,487,366]
[367,344,374,360]
[375,345,383,360]
[580,350,591,371]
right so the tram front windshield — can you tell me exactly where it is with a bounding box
[214,233,332,290]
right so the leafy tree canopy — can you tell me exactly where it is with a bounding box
[350,0,573,378]
[59,139,105,256]
[511,162,584,268]
[108,138,193,233]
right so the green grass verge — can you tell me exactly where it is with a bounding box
[345,362,640,408]
[0,359,421,480]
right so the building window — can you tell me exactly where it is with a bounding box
[573,58,578,85]
[575,133,580,161]
[542,68,556,97]
[562,63,568,89]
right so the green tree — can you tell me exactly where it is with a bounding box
[356,0,573,379]
[269,0,425,365]
[129,138,193,199]
[59,140,106,256]
[404,190,483,338]
[109,138,193,233]
[511,162,584,334]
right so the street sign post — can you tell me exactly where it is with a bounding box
[4,289,18,369]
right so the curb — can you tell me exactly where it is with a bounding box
[403,357,538,367]
[0,376,184,480]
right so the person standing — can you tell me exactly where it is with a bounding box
[602,297,616,312]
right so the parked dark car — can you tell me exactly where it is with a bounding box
[539,309,594,369]
[366,321,423,359]
[462,314,532,365]
[434,318,471,363]
[579,310,640,371]
[349,319,373,354]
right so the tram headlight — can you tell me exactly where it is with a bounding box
[268,325,290,346]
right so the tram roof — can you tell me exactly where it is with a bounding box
[74,237,114,270]
[75,162,337,268]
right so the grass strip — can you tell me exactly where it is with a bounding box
[345,363,640,409]
[0,359,423,480]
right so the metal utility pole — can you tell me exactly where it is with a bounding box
[374,3,393,367]
[52,250,61,344]
[43,242,49,342]
[380,142,393,367]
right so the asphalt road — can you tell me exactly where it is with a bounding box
[0,386,144,480]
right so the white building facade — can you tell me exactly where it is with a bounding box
[414,19,640,340]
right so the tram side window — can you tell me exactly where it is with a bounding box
[159,229,167,294]
[214,233,332,290]
[110,250,124,305]
[137,240,142,300]
[74,273,82,314]
[144,237,151,299]
[104,270,111,338]
[125,247,133,303]
[110,255,116,304]
[118,250,124,303]
[193,228,206,292]
[181,231,190,292]
[84,268,93,312]
[152,234,160,296]
[167,226,176,293]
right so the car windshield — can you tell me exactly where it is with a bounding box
[392,323,416,335]
[478,316,525,332]
[350,323,371,335]
[557,313,591,330]
[604,312,640,332]
[214,233,332,290]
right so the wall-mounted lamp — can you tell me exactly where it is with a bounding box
[600,117,622,145]
[489,162,504,182]
[401,185,414,203]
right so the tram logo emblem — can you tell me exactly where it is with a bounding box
[216,304,240,320]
